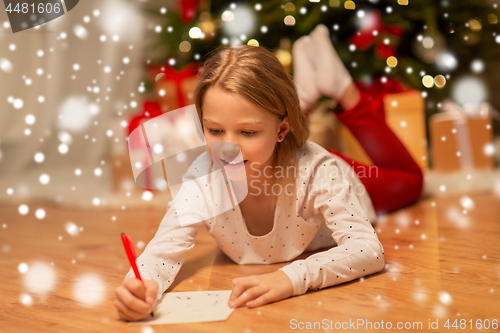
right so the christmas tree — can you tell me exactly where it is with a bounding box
[136,0,500,123]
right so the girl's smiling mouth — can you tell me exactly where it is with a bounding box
[220,158,248,167]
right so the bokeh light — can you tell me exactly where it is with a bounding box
[344,0,356,10]
[65,222,80,236]
[18,204,29,215]
[434,75,446,88]
[72,274,105,307]
[189,27,202,39]
[459,196,475,210]
[35,208,46,219]
[222,6,256,36]
[386,56,398,67]
[436,52,458,71]
[471,59,484,73]
[58,96,96,132]
[247,39,259,47]
[422,75,434,88]
[179,41,191,52]
[451,76,488,106]
[23,262,56,294]
[284,15,296,26]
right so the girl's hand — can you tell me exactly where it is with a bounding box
[114,278,158,321]
[228,270,294,309]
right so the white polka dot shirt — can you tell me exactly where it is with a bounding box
[127,141,384,300]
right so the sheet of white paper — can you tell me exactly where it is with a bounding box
[129,290,234,325]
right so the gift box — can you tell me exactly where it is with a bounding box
[307,99,342,152]
[122,100,167,191]
[338,78,429,172]
[429,101,494,172]
[383,89,429,172]
[150,62,200,113]
[109,117,140,193]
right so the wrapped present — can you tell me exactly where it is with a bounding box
[127,100,164,136]
[429,100,495,172]
[149,62,201,112]
[109,117,139,193]
[338,77,429,172]
[383,89,428,172]
[307,99,342,152]
[127,104,207,203]
[125,100,168,191]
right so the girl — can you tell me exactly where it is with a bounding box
[114,25,423,321]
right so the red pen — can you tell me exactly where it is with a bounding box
[121,233,154,317]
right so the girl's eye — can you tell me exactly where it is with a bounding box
[208,129,222,135]
[242,131,256,136]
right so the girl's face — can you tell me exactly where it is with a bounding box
[202,86,289,182]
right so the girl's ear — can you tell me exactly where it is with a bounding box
[277,115,290,142]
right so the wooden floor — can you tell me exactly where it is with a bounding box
[1,192,499,333]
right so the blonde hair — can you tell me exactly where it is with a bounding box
[193,45,309,207]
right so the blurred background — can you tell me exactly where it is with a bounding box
[1,0,500,211]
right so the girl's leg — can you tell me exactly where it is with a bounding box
[329,82,424,214]
[299,24,423,213]
[335,82,422,172]
[327,150,423,215]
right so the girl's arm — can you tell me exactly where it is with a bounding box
[125,198,204,302]
[278,156,385,296]
[124,153,215,302]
